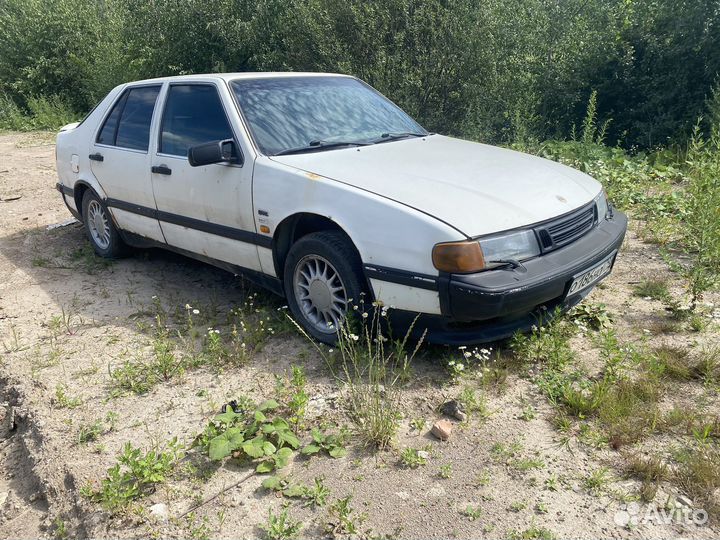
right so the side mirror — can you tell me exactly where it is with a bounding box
[188,139,242,167]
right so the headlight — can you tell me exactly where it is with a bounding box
[432,229,540,273]
[595,190,610,221]
[478,229,540,267]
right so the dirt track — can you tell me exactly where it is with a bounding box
[0,132,718,539]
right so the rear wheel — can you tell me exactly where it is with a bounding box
[81,190,127,258]
[284,231,367,343]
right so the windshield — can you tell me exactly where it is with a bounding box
[230,76,427,155]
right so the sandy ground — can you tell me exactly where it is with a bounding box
[0,131,718,539]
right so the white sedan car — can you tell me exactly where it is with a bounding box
[55,73,626,344]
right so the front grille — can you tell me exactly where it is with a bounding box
[536,202,596,252]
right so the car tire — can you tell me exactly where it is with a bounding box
[284,231,368,344]
[81,190,127,258]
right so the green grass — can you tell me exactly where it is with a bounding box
[632,278,671,302]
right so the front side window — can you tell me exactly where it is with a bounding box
[230,76,426,155]
[160,85,234,157]
[96,86,160,151]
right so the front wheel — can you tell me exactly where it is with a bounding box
[283,231,367,344]
[81,190,127,258]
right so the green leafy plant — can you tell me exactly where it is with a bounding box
[399,447,428,468]
[326,496,365,536]
[54,383,82,409]
[262,475,330,507]
[300,427,349,458]
[202,399,300,473]
[261,508,302,540]
[83,439,182,512]
[275,365,309,428]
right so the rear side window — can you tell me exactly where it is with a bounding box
[96,86,161,151]
[160,84,233,156]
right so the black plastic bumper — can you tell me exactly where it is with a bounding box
[392,211,627,345]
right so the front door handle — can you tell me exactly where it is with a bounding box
[89,153,104,162]
[151,165,172,176]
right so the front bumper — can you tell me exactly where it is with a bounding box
[393,211,627,345]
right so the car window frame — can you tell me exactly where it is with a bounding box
[156,81,244,167]
[93,83,162,154]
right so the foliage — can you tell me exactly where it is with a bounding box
[399,447,428,469]
[300,427,349,459]
[326,495,365,536]
[260,508,302,540]
[198,399,300,473]
[82,440,182,512]
[675,120,720,308]
[1,0,718,149]
[261,475,330,507]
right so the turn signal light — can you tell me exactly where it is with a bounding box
[432,241,485,273]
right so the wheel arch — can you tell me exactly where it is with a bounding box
[272,212,368,289]
[72,178,108,217]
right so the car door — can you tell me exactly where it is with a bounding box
[150,81,261,272]
[89,84,165,242]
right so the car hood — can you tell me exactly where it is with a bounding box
[270,135,601,237]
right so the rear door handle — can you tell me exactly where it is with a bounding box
[89,153,104,162]
[151,165,172,176]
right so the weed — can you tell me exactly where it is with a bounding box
[54,384,82,409]
[326,496,365,536]
[676,122,720,309]
[458,385,490,420]
[109,358,156,395]
[399,447,428,468]
[652,344,692,379]
[598,378,662,449]
[300,426,349,458]
[510,500,527,512]
[200,399,300,473]
[520,404,536,422]
[262,475,330,507]
[275,365,308,428]
[509,524,556,540]
[544,474,559,491]
[438,463,453,479]
[2,325,27,353]
[475,469,492,486]
[674,446,720,515]
[53,516,68,539]
[633,278,671,302]
[535,501,549,514]
[510,313,575,369]
[410,417,426,433]
[568,302,613,331]
[261,508,302,540]
[83,439,182,512]
[693,343,720,383]
[302,305,424,450]
[78,420,104,444]
[186,512,211,540]
[462,504,482,520]
[584,468,611,495]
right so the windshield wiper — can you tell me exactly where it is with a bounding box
[273,139,371,156]
[372,131,430,144]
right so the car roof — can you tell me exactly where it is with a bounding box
[125,72,353,85]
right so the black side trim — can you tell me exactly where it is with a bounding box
[106,198,156,219]
[105,198,273,248]
[121,230,284,296]
[56,183,74,196]
[364,264,438,291]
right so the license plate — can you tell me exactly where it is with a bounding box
[567,252,616,297]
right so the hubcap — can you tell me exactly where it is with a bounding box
[87,200,111,250]
[293,255,348,334]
